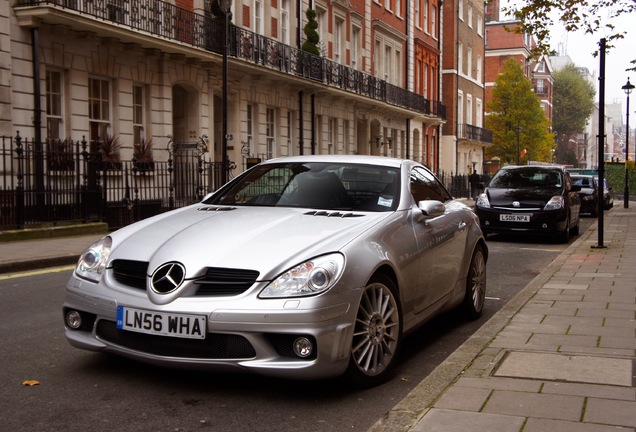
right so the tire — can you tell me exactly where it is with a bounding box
[346,274,402,387]
[463,245,487,320]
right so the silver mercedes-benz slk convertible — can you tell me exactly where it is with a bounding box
[64,155,487,386]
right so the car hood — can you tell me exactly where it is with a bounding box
[485,187,562,207]
[108,205,390,279]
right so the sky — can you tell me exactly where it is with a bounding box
[549,12,635,111]
[500,1,635,116]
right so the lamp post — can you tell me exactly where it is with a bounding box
[220,0,232,185]
[622,78,634,208]
[516,125,522,165]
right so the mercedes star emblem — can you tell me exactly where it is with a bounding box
[150,262,186,294]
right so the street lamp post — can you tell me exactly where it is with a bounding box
[516,126,522,165]
[220,0,232,185]
[622,78,634,208]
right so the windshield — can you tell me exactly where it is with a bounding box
[489,167,563,189]
[205,162,401,211]
[571,176,595,188]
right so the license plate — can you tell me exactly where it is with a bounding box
[116,306,206,339]
[500,214,530,222]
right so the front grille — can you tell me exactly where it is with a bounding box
[96,320,256,359]
[193,267,259,296]
[111,260,148,290]
[110,261,259,297]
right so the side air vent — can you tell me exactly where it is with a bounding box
[304,211,365,218]
[197,206,236,212]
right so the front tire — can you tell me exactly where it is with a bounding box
[463,245,487,320]
[346,274,402,387]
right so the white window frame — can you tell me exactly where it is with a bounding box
[458,0,464,21]
[476,98,483,128]
[374,39,381,76]
[280,0,289,44]
[415,0,421,28]
[334,16,343,63]
[477,14,483,36]
[395,48,402,86]
[467,47,472,78]
[316,6,328,56]
[266,107,275,159]
[351,25,361,69]
[254,0,264,34]
[424,0,429,33]
[457,91,464,128]
[477,54,483,83]
[132,84,144,144]
[246,104,254,156]
[46,68,63,140]
[384,45,392,81]
[468,6,473,28]
[88,76,111,149]
[431,5,436,36]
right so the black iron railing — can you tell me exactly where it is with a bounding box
[15,0,445,118]
[0,134,225,230]
[458,124,493,143]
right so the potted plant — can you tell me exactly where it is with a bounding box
[100,134,122,170]
[133,138,155,172]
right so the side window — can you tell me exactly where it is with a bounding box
[410,167,452,203]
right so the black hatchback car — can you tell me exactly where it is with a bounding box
[475,165,581,242]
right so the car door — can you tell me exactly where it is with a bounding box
[409,167,468,315]
[565,172,581,222]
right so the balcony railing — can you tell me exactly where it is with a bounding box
[458,124,493,144]
[15,0,445,119]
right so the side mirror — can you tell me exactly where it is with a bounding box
[571,184,582,192]
[418,200,446,218]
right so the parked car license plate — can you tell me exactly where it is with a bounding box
[116,306,206,339]
[500,214,530,222]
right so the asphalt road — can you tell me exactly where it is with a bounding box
[0,217,595,432]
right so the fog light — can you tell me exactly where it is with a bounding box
[293,337,313,358]
[484,221,490,226]
[542,223,548,229]
[66,310,82,329]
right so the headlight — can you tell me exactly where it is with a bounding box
[259,253,345,298]
[75,236,112,282]
[476,193,490,208]
[544,196,564,211]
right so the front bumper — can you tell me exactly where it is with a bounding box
[476,207,568,235]
[63,275,360,379]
